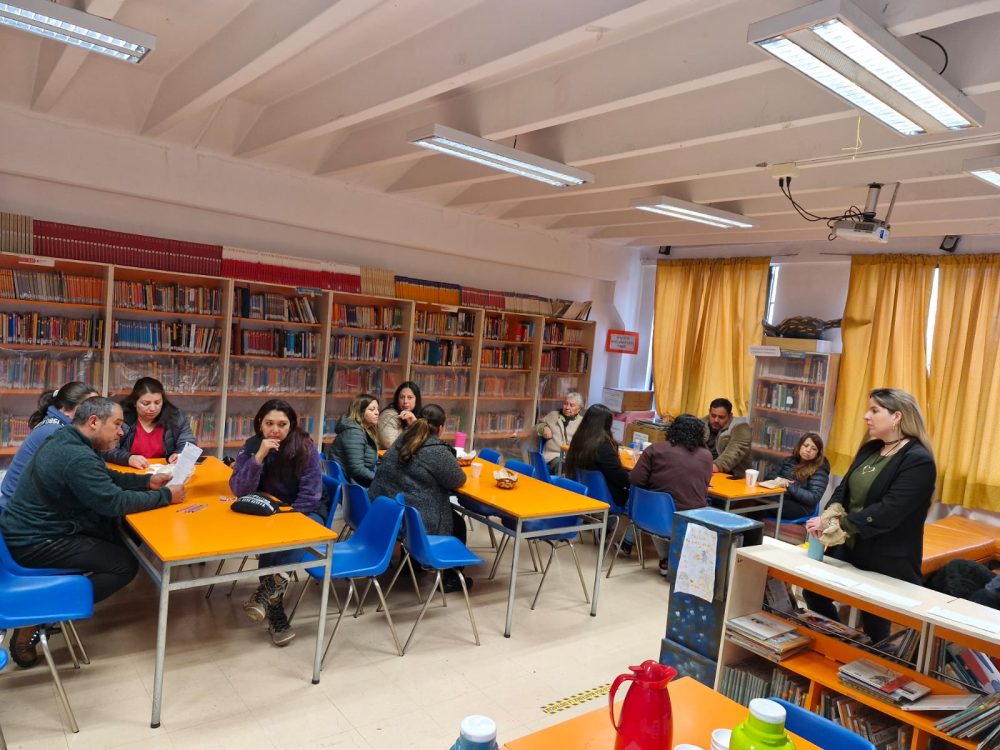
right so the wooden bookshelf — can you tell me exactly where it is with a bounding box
[719,540,1000,750]
[537,316,595,417]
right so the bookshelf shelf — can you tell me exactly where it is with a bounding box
[234,317,323,330]
[757,376,827,388]
[0,446,18,456]
[0,298,102,311]
[113,307,221,322]
[1,343,95,353]
[111,348,221,358]
[753,406,822,419]
[227,392,320,398]
[228,355,322,363]
[413,332,475,341]
[328,357,401,365]
[329,325,403,335]
[479,366,532,373]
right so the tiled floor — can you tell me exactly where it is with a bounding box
[0,529,672,749]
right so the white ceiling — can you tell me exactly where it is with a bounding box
[3,0,1000,255]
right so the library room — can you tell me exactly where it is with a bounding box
[1,2,999,749]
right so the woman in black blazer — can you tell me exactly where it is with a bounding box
[804,388,936,642]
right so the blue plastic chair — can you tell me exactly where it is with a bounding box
[767,697,875,750]
[504,459,534,478]
[341,482,371,539]
[0,530,89,664]
[321,474,344,529]
[477,448,502,464]
[0,568,94,733]
[399,505,483,653]
[0,645,7,746]
[523,476,589,609]
[324,459,346,483]
[529,450,552,484]
[576,469,628,559]
[288,496,406,663]
[607,486,676,578]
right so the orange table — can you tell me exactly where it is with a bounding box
[122,457,337,728]
[458,460,610,637]
[503,676,821,750]
[707,472,787,538]
[619,446,638,471]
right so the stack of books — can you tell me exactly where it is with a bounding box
[870,628,920,667]
[838,658,931,705]
[818,691,913,749]
[784,609,872,645]
[934,694,1000,749]
[725,611,812,662]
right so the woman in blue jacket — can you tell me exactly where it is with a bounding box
[0,381,98,509]
[764,432,830,519]
[327,394,380,487]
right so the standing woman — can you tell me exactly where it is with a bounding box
[368,404,470,592]
[565,404,630,509]
[230,399,325,646]
[103,377,196,468]
[763,432,830,520]
[377,381,422,449]
[804,388,936,641]
[328,393,380,487]
[0,381,99,509]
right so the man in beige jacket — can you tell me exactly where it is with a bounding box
[535,392,584,472]
[703,397,752,474]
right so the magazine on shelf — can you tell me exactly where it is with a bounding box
[728,611,797,640]
[903,694,979,712]
[839,658,931,705]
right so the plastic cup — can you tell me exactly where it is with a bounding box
[807,535,825,561]
[471,462,482,479]
[745,469,759,488]
[674,745,705,750]
[454,432,467,450]
[710,728,732,750]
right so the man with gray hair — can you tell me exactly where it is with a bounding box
[0,397,184,668]
[535,391,585,472]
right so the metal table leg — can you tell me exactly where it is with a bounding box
[150,563,172,728]
[311,540,333,684]
[591,508,608,617]
[503,518,523,638]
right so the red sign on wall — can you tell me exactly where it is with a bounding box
[605,329,640,355]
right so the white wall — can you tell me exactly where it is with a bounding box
[770,259,851,350]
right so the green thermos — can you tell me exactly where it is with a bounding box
[729,699,796,750]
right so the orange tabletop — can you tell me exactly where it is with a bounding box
[124,457,336,562]
[460,460,609,519]
[619,446,637,471]
[707,471,787,501]
[503,676,820,750]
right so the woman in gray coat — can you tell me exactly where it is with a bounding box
[327,394,380,487]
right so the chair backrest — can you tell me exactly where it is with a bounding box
[0,528,78,576]
[320,474,344,528]
[478,448,502,464]
[628,486,676,538]
[529,451,552,483]
[575,469,615,505]
[352,496,405,571]
[401,505,437,569]
[504,459,535,478]
[767,698,875,750]
[551,476,588,496]
[343,482,371,531]
[324,459,346,483]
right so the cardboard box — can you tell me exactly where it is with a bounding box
[611,410,656,442]
[602,388,654,412]
[625,420,668,446]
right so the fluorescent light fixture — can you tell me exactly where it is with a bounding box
[0,0,154,63]
[407,124,594,188]
[631,196,755,229]
[963,156,1000,189]
[748,0,984,136]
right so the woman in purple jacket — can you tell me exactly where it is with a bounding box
[229,399,324,647]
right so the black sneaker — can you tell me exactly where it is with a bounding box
[10,627,40,668]
[442,572,473,594]
[266,604,296,647]
[620,539,634,556]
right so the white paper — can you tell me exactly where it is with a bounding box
[928,606,1000,634]
[854,583,921,608]
[674,524,717,603]
[167,443,202,487]
[794,564,860,589]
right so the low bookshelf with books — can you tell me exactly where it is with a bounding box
[537,317,595,418]
[719,539,1000,750]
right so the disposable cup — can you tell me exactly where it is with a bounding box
[745,468,759,488]
[674,745,704,750]
[807,535,825,561]
[710,728,732,750]
[471,462,482,479]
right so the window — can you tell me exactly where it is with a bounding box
[765,264,780,325]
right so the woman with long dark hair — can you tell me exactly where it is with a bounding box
[565,404,630,508]
[377,380,422,449]
[368,404,470,592]
[229,399,324,647]
[328,393,380,486]
[0,381,98,509]
[103,377,196,468]
[764,432,830,519]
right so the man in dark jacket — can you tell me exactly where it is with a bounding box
[0,397,183,667]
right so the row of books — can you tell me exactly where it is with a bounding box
[414,310,476,337]
[725,611,813,662]
[754,383,823,417]
[413,371,471,398]
[0,355,102,391]
[330,303,403,331]
[474,411,526,434]
[758,355,828,384]
[1,313,104,348]
[479,373,529,397]
[326,365,399,397]
[540,348,590,373]
[751,419,808,453]
[187,413,217,442]
[396,277,462,306]
[330,334,401,363]
[0,413,30,447]
[112,320,223,354]
[719,661,808,707]
[935,693,1000,748]
[359,266,395,298]
[480,346,529,369]
[485,317,534,342]
[0,268,105,304]
[228,363,317,394]
[233,289,319,324]
[220,258,361,294]
[932,641,1000,694]
[224,414,318,442]
[114,281,223,315]
[0,213,32,255]
[412,340,473,367]
[838,658,930,706]
[109,359,220,393]
[234,329,319,359]
[543,322,588,345]
[816,690,912,750]
[539,374,583,399]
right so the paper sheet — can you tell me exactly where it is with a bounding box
[167,443,202,487]
[795,564,860,589]
[673,523,717,603]
[928,606,1000,634]
[854,583,921,608]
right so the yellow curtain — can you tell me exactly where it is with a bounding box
[652,257,770,419]
[826,254,937,475]
[928,254,1000,510]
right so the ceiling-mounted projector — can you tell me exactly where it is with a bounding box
[830,182,898,244]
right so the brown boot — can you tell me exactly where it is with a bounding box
[10,627,40,668]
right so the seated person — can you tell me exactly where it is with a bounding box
[0,397,183,667]
[103,377,197,468]
[628,414,713,574]
[704,397,752,475]
[327,393,380,487]
[230,399,325,648]
[377,381,422,450]
[535,391,584,472]
[565,404,630,510]
[368,404,470,592]
[0,381,98,509]
[763,432,830,520]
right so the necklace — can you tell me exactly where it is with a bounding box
[860,439,907,474]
